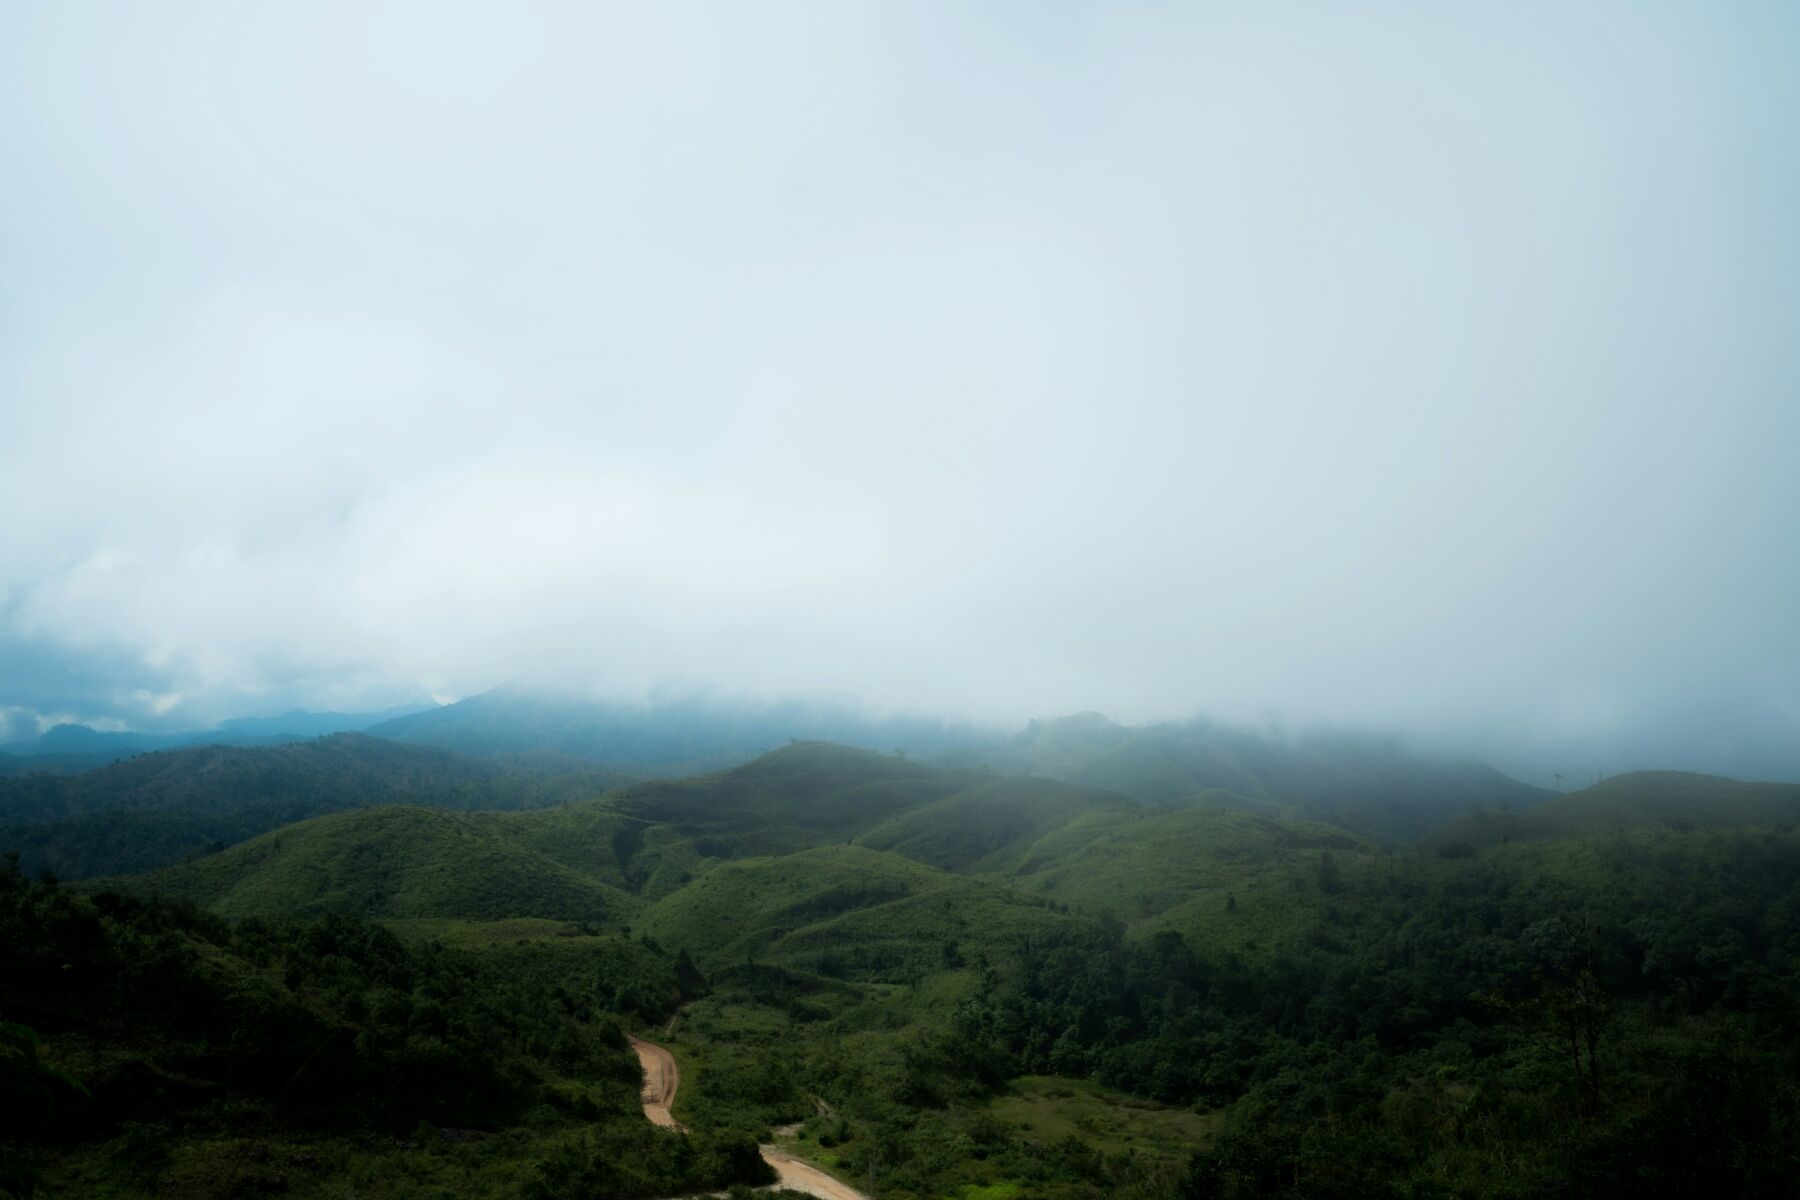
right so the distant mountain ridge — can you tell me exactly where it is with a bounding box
[4,688,1561,881]
[0,732,630,879]
[945,711,1551,844]
[0,703,434,767]
[366,685,995,771]
[1418,770,1800,852]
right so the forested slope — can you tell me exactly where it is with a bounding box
[14,746,1799,1198]
[0,734,628,880]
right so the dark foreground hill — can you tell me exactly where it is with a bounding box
[0,733,629,879]
[0,860,771,1199]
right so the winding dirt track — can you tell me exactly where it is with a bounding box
[630,1036,868,1200]
[629,1036,684,1130]
[757,1147,869,1200]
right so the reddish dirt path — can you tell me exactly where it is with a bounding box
[629,1035,684,1130]
[629,1036,868,1199]
[758,1147,870,1200]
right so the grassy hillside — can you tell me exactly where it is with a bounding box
[506,742,964,898]
[110,805,640,924]
[1419,770,1800,852]
[990,804,1370,950]
[636,843,1085,982]
[856,776,1133,873]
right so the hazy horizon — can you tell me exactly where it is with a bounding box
[4,2,1797,784]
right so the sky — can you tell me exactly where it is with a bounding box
[2,1,1797,782]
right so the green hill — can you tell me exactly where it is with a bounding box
[856,775,1135,873]
[989,804,1369,949]
[0,733,629,880]
[634,843,1083,982]
[110,805,640,923]
[25,740,1800,1199]
[1419,770,1800,852]
[507,741,963,897]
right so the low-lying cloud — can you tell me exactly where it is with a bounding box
[2,2,1797,783]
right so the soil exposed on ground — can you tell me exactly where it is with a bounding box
[628,1035,869,1200]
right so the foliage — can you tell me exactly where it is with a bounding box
[0,733,629,880]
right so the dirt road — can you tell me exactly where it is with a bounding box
[629,1035,684,1130]
[629,1036,868,1200]
[758,1147,869,1200]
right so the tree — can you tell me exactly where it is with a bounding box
[1,1019,86,1199]
[1316,851,1344,895]
[1518,910,1610,1115]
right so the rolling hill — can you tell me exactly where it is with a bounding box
[634,843,1085,981]
[49,739,1800,1199]
[1419,770,1800,852]
[0,704,432,761]
[109,804,640,923]
[0,733,628,879]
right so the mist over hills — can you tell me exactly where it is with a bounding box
[1419,770,1800,852]
[371,686,1555,843]
[947,711,1552,844]
[365,685,994,771]
[0,704,433,768]
[0,688,1571,883]
[0,732,632,879]
[7,0,1798,1192]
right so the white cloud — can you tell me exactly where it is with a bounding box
[0,1,1796,776]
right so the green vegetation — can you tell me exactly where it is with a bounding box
[0,733,629,880]
[0,858,771,1199]
[989,1076,1217,1161]
[104,806,641,923]
[8,742,1799,1197]
[1419,769,1800,851]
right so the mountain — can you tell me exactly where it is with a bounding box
[211,704,434,738]
[1418,769,1800,852]
[0,704,435,764]
[369,688,1548,845]
[0,732,629,879]
[947,713,1551,843]
[367,684,994,772]
[0,749,128,778]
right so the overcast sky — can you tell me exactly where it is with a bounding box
[2,2,1797,780]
